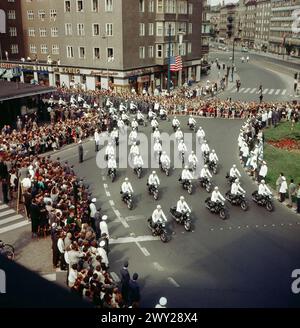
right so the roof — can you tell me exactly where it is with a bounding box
[0,80,55,102]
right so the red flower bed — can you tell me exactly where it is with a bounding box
[268,138,300,151]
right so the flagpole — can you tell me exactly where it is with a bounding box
[167,23,171,95]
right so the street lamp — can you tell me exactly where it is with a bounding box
[178,28,185,87]
[167,24,172,94]
[102,33,114,90]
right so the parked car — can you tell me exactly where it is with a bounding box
[201,60,211,75]
[241,47,249,52]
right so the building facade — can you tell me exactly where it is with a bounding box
[201,0,210,59]
[254,0,271,51]
[269,0,300,57]
[243,0,257,48]
[219,3,238,39]
[0,0,25,61]
[207,4,221,40]
[1,0,203,92]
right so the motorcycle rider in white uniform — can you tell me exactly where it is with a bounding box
[230,178,246,201]
[176,196,191,219]
[188,115,196,128]
[107,155,117,176]
[160,151,171,170]
[178,140,187,159]
[188,151,198,171]
[153,139,162,163]
[229,164,241,179]
[148,171,160,193]
[197,127,206,143]
[175,128,183,144]
[200,164,212,183]
[133,154,143,174]
[172,116,180,130]
[121,178,134,201]
[105,143,115,161]
[209,149,219,164]
[130,142,140,161]
[151,205,167,229]
[211,186,225,206]
[181,165,193,185]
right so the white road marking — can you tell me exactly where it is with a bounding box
[168,277,180,288]
[0,205,9,210]
[239,87,245,93]
[153,262,165,272]
[231,89,237,93]
[125,215,145,221]
[0,214,23,226]
[243,88,251,93]
[135,242,150,256]
[102,176,106,181]
[0,221,30,234]
[42,274,56,282]
[0,209,15,217]
[103,184,108,189]
[268,89,274,95]
[281,89,287,95]
[114,209,121,217]
[110,272,120,283]
[275,89,281,95]
[250,88,256,94]
[109,200,115,206]
[262,88,269,94]
[106,191,111,197]
[112,208,130,228]
[110,235,160,244]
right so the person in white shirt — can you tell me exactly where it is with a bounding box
[68,264,78,288]
[130,101,138,113]
[94,129,100,152]
[105,142,115,161]
[279,176,288,202]
[119,102,127,113]
[209,149,219,164]
[57,232,66,270]
[201,140,210,157]
[106,98,113,107]
[159,107,167,119]
[153,140,162,162]
[153,128,161,143]
[188,151,198,170]
[211,187,225,205]
[77,94,84,104]
[97,240,109,269]
[110,128,119,145]
[172,116,180,130]
[175,128,183,144]
[230,179,246,199]
[200,164,212,181]
[176,196,191,215]
[131,119,138,130]
[148,108,155,121]
[160,151,171,169]
[107,155,117,175]
[229,164,241,179]
[148,171,160,191]
[100,215,109,239]
[121,178,134,200]
[151,205,167,228]
[130,142,140,160]
[133,154,144,172]
[129,129,138,145]
[151,118,159,131]
[137,111,145,123]
[70,95,76,105]
[258,161,268,182]
[89,198,97,221]
[178,140,187,158]
[258,180,272,197]
[188,115,196,128]
[121,112,129,123]
[181,166,193,183]
[117,119,125,134]
[21,174,32,190]
[197,127,206,143]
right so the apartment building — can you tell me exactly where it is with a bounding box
[269,0,300,57]
[201,0,210,59]
[10,0,203,91]
[219,3,238,39]
[243,0,257,47]
[254,0,271,50]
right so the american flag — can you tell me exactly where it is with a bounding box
[170,56,183,72]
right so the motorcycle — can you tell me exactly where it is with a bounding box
[148,183,159,201]
[203,151,209,164]
[134,166,143,179]
[225,191,248,211]
[160,113,167,120]
[173,124,180,132]
[188,122,196,132]
[251,190,274,212]
[199,177,212,193]
[205,198,228,220]
[208,161,218,174]
[180,151,185,165]
[147,218,168,243]
[225,173,237,185]
[170,207,192,232]
[179,178,193,195]
[137,118,147,127]
[160,162,170,176]
[121,192,133,210]
[108,168,116,183]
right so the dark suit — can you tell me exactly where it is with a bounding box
[120,267,130,304]
[128,279,140,307]
[78,144,84,163]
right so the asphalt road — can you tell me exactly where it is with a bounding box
[209,49,298,103]
[52,115,300,308]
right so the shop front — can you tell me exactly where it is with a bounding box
[37,70,49,86]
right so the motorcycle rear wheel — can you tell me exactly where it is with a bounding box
[240,200,248,211]
[160,232,168,243]
[184,220,192,231]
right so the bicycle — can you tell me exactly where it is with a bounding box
[0,240,15,260]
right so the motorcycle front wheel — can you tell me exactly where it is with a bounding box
[160,232,168,243]
[184,220,192,231]
[127,200,133,210]
[266,201,274,212]
[219,209,227,220]
[188,185,193,195]
[240,200,248,211]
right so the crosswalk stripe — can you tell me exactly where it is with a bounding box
[42,274,57,282]
[0,209,15,217]
[0,221,30,234]
[244,88,251,93]
[0,205,9,210]
[275,89,281,95]
[0,214,24,226]
[262,89,269,94]
[269,89,274,94]
[250,88,256,94]
[231,88,237,93]
[239,88,245,93]
[281,89,287,95]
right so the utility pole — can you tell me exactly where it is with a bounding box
[167,23,171,94]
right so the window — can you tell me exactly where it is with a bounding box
[28,28,35,37]
[106,23,113,36]
[165,22,176,36]
[179,43,186,56]
[148,45,154,58]
[139,0,145,12]
[27,10,34,20]
[77,0,84,12]
[188,23,192,34]
[188,42,192,53]
[50,9,57,20]
[139,46,145,59]
[92,0,99,12]
[105,0,113,12]
[79,47,86,58]
[107,47,114,59]
[67,46,74,58]
[77,23,85,36]
[30,44,37,54]
[139,23,145,36]
[178,1,187,14]
[93,24,100,36]
[165,43,174,57]
[149,0,154,12]
[157,0,163,13]
[38,10,46,20]
[65,1,71,12]
[149,23,154,36]
[11,44,18,54]
[52,45,60,55]
[65,23,72,36]
[165,0,176,14]
[188,3,193,15]
[41,44,48,54]
[9,27,17,37]
[94,47,100,59]
[178,22,186,33]
[8,10,16,20]
[40,28,47,37]
[156,44,163,58]
[156,22,164,36]
[51,27,58,37]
